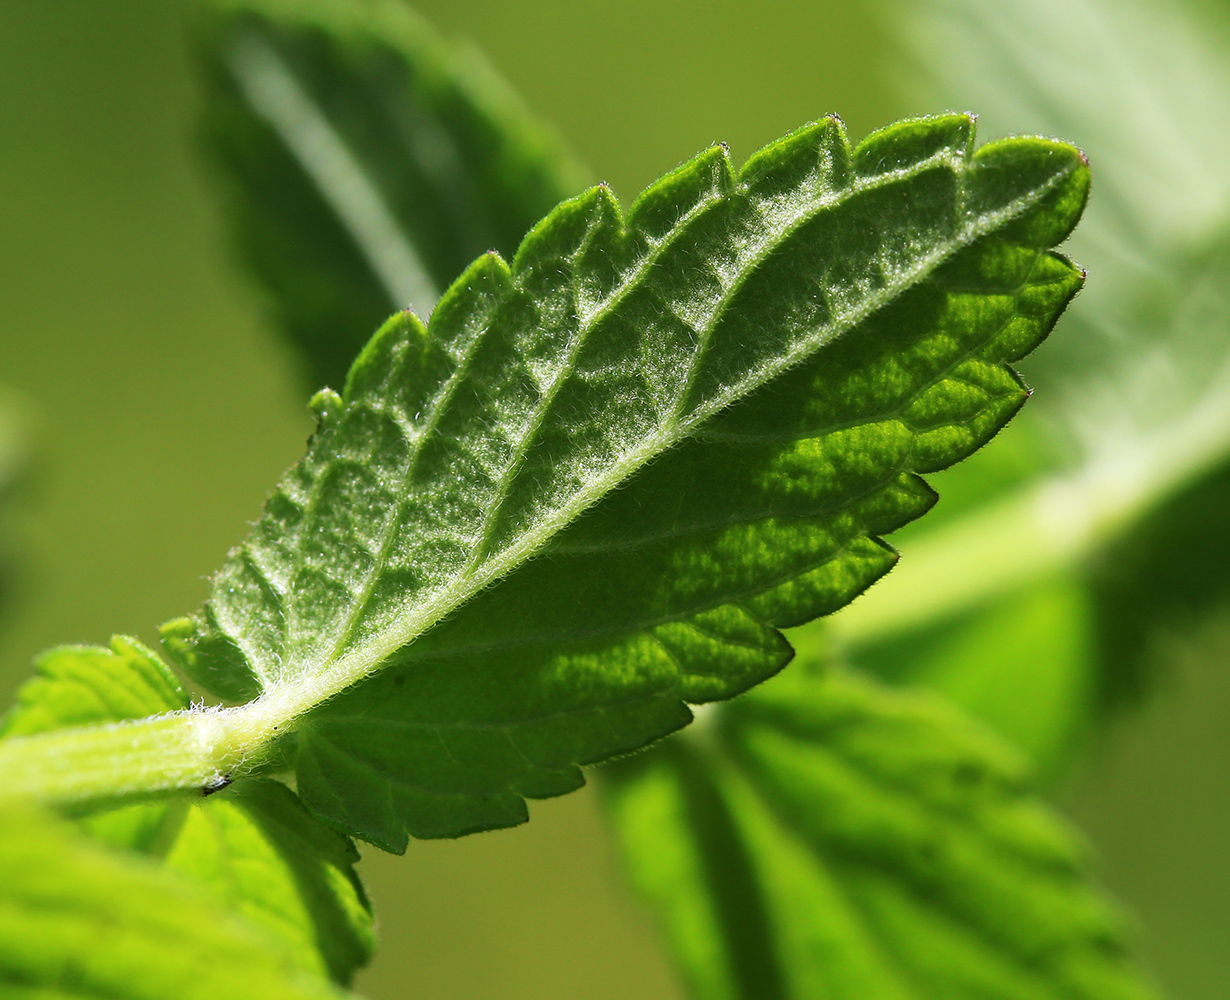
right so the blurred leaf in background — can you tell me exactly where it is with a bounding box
[199,0,587,391]
[819,0,1230,993]
[607,661,1158,1000]
[2,1,1229,999]
[805,0,1230,770]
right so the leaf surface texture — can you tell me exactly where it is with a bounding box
[163,114,1088,848]
[604,665,1158,1000]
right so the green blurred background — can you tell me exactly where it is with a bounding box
[1,2,1226,998]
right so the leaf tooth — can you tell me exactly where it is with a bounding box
[854,112,976,179]
[741,114,852,201]
[967,138,1091,248]
[628,144,738,242]
[512,183,624,276]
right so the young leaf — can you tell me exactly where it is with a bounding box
[0,804,350,1000]
[0,638,374,986]
[795,0,1230,762]
[147,114,1088,849]
[199,0,587,389]
[1,637,189,741]
[603,665,1158,1000]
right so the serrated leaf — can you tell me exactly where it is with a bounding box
[603,665,1158,1000]
[0,638,374,986]
[199,0,587,389]
[0,805,348,1000]
[801,0,1230,757]
[1,637,189,740]
[156,114,1088,848]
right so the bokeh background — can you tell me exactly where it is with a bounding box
[1,2,1227,998]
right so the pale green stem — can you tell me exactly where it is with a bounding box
[0,698,303,808]
[0,713,224,806]
[0,665,372,808]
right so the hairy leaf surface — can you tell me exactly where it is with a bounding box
[0,805,348,1000]
[0,639,373,985]
[163,114,1088,848]
[604,665,1157,1000]
[200,0,586,389]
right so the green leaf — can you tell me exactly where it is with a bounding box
[1,637,189,740]
[155,114,1088,848]
[853,574,1096,772]
[198,0,587,389]
[805,0,1230,756]
[603,665,1158,1000]
[158,780,375,986]
[0,639,374,986]
[0,804,348,1000]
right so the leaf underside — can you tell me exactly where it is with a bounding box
[603,666,1158,1000]
[200,0,586,389]
[163,113,1088,849]
[0,639,373,986]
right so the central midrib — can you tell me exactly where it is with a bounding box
[232,148,1079,755]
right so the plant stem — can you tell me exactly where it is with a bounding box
[0,712,227,806]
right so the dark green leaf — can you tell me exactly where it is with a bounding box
[161,114,1089,848]
[604,665,1158,1000]
[199,0,587,389]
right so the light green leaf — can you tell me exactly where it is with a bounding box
[854,574,1096,772]
[802,0,1230,755]
[199,0,587,389]
[0,639,374,986]
[160,780,375,986]
[1,637,189,741]
[603,665,1158,1000]
[0,805,348,1000]
[150,114,1089,848]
